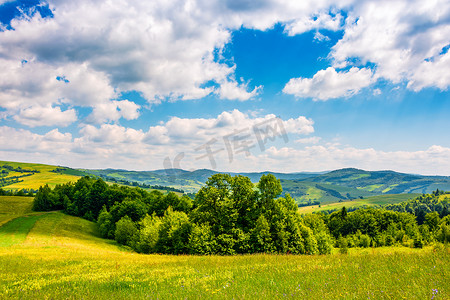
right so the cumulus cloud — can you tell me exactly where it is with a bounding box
[330,0,450,91]
[285,11,344,36]
[262,144,450,175]
[146,109,314,145]
[0,0,262,112]
[218,80,262,101]
[1,0,447,125]
[0,110,315,170]
[2,124,450,175]
[283,67,374,100]
[89,100,141,124]
[13,105,77,127]
[0,58,116,126]
[313,31,331,42]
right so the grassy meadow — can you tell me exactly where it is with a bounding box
[298,193,419,214]
[0,161,81,191]
[0,196,34,226]
[0,196,448,299]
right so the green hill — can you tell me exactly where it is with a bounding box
[298,193,420,214]
[82,167,450,196]
[82,168,322,193]
[280,179,376,205]
[2,160,449,208]
[0,161,86,191]
[303,168,450,194]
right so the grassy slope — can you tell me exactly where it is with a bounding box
[0,161,81,191]
[0,197,449,299]
[298,193,420,214]
[0,214,46,247]
[280,180,376,205]
[0,196,34,226]
[305,168,450,194]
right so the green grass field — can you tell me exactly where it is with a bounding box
[0,196,34,226]
[298,193,420,214]
[0,161,81,191]
[0,214,45,247]
[0,196,449,299]
[280,180,376,205]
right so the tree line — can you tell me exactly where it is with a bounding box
[32,174,450,255]
[0,188,36,197]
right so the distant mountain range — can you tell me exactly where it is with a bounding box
[82,167,450,197]
[2,159,449,206]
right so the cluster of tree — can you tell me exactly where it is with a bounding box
[0,176,28,188]
[31,177,191,220]
[384,190,450,220]
[33,174,333,255]
[1,165,40,174]
[151,185,185,194]
[297,199,320,207]
[320,206,450,249]
[96,175,185,193]
[32,174,450,255]
[0,188,35,197]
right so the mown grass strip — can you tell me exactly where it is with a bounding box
[0,214,46,247]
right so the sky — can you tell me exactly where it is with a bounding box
[0,0,449,175]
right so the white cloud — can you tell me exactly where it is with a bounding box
[0,0,263,112]
[2,124,450,175]
[0,110,315,170]
[0,0,448,121]
[407,51,450,91]
[0,58,116,126]
[331,0,450,91]
[89,100,141,124]
[285,12,344,36]
[218,80,262,101]
[295,137,321,144]
[283,67,374,100]
[261,144,450,175]
[147,109,314,145]
[13,105,77,127]
[313,31,331,42]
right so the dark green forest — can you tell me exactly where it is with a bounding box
[32,174,450,255]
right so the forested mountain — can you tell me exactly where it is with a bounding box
[82,168,323,193]
[82,167,450,202]
[2,160,450,207]
[302,168,450,194]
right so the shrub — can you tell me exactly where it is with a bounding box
[115,216,138,246]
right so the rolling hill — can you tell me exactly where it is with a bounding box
[280,179,377,205]
[2,160,450,209]
[302,168,450,194]
[298,193,420,214]
[81,167,450,206]
[0,161,86,191]
[82,168,323,193]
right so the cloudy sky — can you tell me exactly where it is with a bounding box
[0,0,449,175]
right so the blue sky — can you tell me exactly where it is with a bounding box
[0,0,449,174]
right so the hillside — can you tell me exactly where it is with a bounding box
[82,167,450,196]
[82,168,322,193]
[280,179,376,205]
[298,193,420,214]
[2,160,450,208]
[302,168,450,194]
[0,161,85,191]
